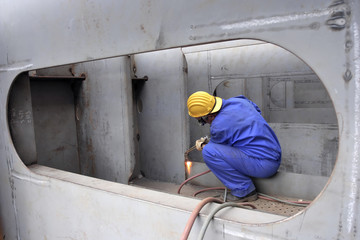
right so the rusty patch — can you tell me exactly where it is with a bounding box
[86,138,95,175]
[86,138,93,152]
[140,24,146,33]
[53,146,65,152]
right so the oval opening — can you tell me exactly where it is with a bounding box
[7,39,338,221]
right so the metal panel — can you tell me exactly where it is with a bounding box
[0,1,334,71]
[73,57,135,184]
[7,73,37,165]
[134,48,188,184]
[271,123,338,177]
[30,79,80,173]
[188,162,328,200]
[209,43,314,85]
[0,1,359,239]
[28,164,286,239]
[267,75,337,123]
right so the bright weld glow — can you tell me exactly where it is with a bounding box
[185,161,192,175]
[347,21,360,234]
[221,9,330,30]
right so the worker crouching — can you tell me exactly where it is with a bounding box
[187,91,282,202]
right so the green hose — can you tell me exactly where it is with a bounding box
[196,202,252,240]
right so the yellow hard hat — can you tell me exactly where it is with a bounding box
[187,91,223,117]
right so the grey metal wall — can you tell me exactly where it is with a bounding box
[7,73,37,166]
[30,79,80,173]
[133,48,188,184]
[1,1,360,239]
[9,58,136,183]
[8,51,187,185]
[73,57,136,184]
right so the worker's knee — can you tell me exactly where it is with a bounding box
[202,143,220,165]
[202,142,229,160]
[202,145,212,163]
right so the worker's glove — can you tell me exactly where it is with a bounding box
[195,136,210,151]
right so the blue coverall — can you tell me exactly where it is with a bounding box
[202,96,281,198]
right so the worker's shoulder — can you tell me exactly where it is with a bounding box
[222,96,261,114]
[230,95,248,100]
[223,95,251,106]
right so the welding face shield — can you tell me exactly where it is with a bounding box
[197,115,209,126]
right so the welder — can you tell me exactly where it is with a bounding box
[187,91,282,202]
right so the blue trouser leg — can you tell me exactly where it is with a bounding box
[202,142,280,198]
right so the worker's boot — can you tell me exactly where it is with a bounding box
[223,190,258,202]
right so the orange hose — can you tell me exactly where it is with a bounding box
[177,170,211,194]
[180,197,223,240]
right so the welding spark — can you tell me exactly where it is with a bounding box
[185,161,192,175]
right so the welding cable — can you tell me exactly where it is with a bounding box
[177,170,211,194]
[196,202,257,240]
[258,193,311,207]
[192,187,226,197]
[192,188,311,207]
[184,145,196,162]
[180,197,223,240]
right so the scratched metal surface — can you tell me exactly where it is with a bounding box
[1,0,360,239]
[72,57,136,183]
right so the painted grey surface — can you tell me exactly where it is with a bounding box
[185,42,337,121]
[271,123,338,177]
[254,172,329,200]
[30,79,80,174]
[133,48,188,184]
[212,73,337,124]
[208,43,314,93]
[73,57,135,184]
[7,73,37,165]
[189,161,328,200]
[0,1,359,240]
[28,165,286,238]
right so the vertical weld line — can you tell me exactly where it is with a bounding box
[347,21,360,234]
[12,184,20,240]
[6,155,20,239]
[207,51,212,92]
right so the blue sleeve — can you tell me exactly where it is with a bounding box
[210,123,229,145]
[234,95,261,114]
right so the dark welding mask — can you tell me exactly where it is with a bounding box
[197,116,209,126]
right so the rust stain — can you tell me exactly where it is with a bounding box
[86,138,95,175]
[140,24,146,33]
[86,138,93,152]
[0,217,3,240]
[223,80,230,87]
[90,154,95,176]
[53,146,65,152]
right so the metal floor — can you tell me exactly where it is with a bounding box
[130,177,307,217]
